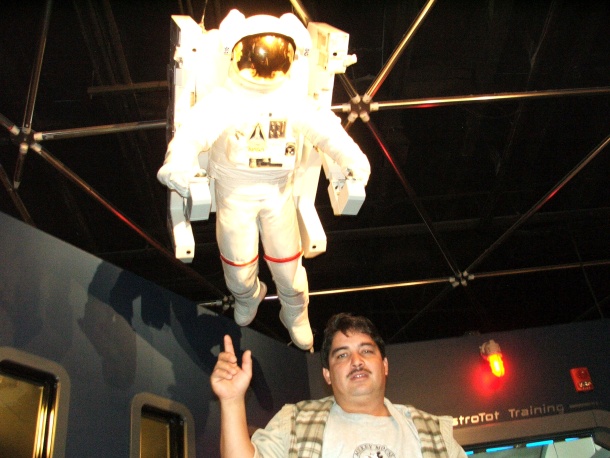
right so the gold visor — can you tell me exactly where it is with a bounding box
[232,33,295,85]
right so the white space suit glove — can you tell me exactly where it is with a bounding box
[157,164,202,198]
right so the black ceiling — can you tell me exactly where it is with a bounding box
[1,0,609,350]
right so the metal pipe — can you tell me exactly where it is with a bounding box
[366,120,462,278]
[338,73,360,100]
[331,73,361,131]
[0,162,35,226]
[14,0,53,189]
[0,112,21,135]
[465,132,610,274]
[364,0,437,102]
[570,234,605,319]
[311,277,449,295]
[470,259,610,280]
[337,74,361,131]
[263,259,610,298]
[288,0,311,25]
[13,143,29,190]
[29,142,226,298]
[263,276,450,301]
[22,0,53,132]
[388,258,610,341]
[574,294,610,322]
[86,81,168,96]
[33,119,166,142]
[374,86,610,111]
[101,0,133,84]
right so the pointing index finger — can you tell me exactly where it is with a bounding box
[223,334,235,356]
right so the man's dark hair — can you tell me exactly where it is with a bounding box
[320,313,386,369]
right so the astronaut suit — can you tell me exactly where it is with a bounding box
[157,10,370,350]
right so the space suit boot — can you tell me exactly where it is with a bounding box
[233,281,267,327]
[279,304,314,350]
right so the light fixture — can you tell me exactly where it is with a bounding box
[480,339,505,377]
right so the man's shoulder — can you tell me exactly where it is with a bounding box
[384,398,410,412]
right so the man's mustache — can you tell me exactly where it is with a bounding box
[348,367,371,377]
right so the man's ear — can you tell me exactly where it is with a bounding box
[322,367,331,385]
[383,357,388,377]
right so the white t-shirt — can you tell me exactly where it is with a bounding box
[251,398,466,458]
[321,402,423,458]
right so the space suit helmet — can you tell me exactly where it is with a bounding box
[219,10,311,90]
[231,33,295,85]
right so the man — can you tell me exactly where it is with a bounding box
[210,313,467,457]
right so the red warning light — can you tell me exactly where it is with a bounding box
[480,340,505,378]
[487,353,505,378]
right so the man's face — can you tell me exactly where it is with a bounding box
[322,330,388,404]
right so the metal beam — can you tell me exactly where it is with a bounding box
[13,0,53,189]
[364,0,437,102]
[33,120,166,142]
[29,141,226,298]
[360,86,610,111]
[465,131,610,275]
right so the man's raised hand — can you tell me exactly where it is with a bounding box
[210,335,253,401]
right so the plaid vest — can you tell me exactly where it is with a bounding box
[286,397,449,458]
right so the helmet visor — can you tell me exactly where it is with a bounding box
[232,34,295,85]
